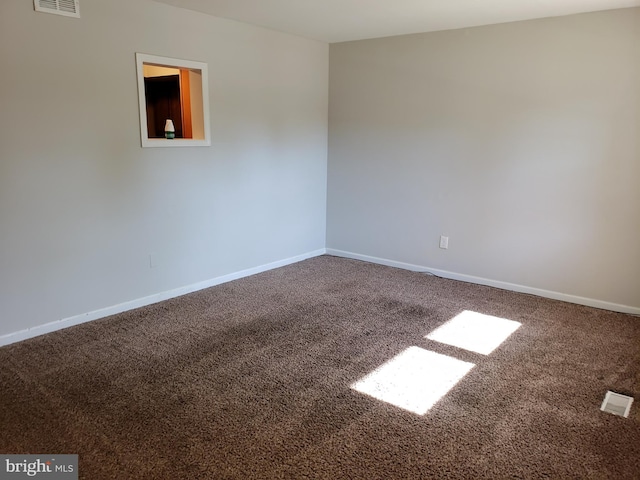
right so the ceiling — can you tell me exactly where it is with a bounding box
[153,0,640,43]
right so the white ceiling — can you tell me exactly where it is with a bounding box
[153,0,640,43]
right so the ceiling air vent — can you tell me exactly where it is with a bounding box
[600,391,634,418]
[34,0,80,18]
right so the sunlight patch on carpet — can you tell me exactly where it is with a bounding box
[350,346,474,415]
[426,310,521,355]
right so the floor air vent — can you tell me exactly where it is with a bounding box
[34,0,80,18]
[600,391,633,418]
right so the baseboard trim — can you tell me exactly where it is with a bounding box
[0,249,327,347]
[3,247,636,347]
[326,249,640,316]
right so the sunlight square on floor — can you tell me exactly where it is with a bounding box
[350,346,475,415]
[426,310,521,355]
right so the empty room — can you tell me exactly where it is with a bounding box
[1,0,638,478]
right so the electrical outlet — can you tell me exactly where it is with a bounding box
[439,236,449,249]
[149,253,158,268]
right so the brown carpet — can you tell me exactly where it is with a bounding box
[1,255,639,479]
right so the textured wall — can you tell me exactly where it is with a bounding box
[0,0,328,337]
[328,8,640,310]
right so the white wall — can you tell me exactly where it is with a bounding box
[328,8,640,311]
[0,0,328,339]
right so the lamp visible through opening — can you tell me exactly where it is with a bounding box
[164,119,175,139]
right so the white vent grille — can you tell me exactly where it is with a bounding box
[34,0,80,18]
[600,391,634,418]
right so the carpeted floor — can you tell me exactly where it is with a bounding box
[1,255,639,479]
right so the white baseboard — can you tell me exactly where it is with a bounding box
[3,247,636,347]
[0,249,327,347]
[326,249,640,316]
